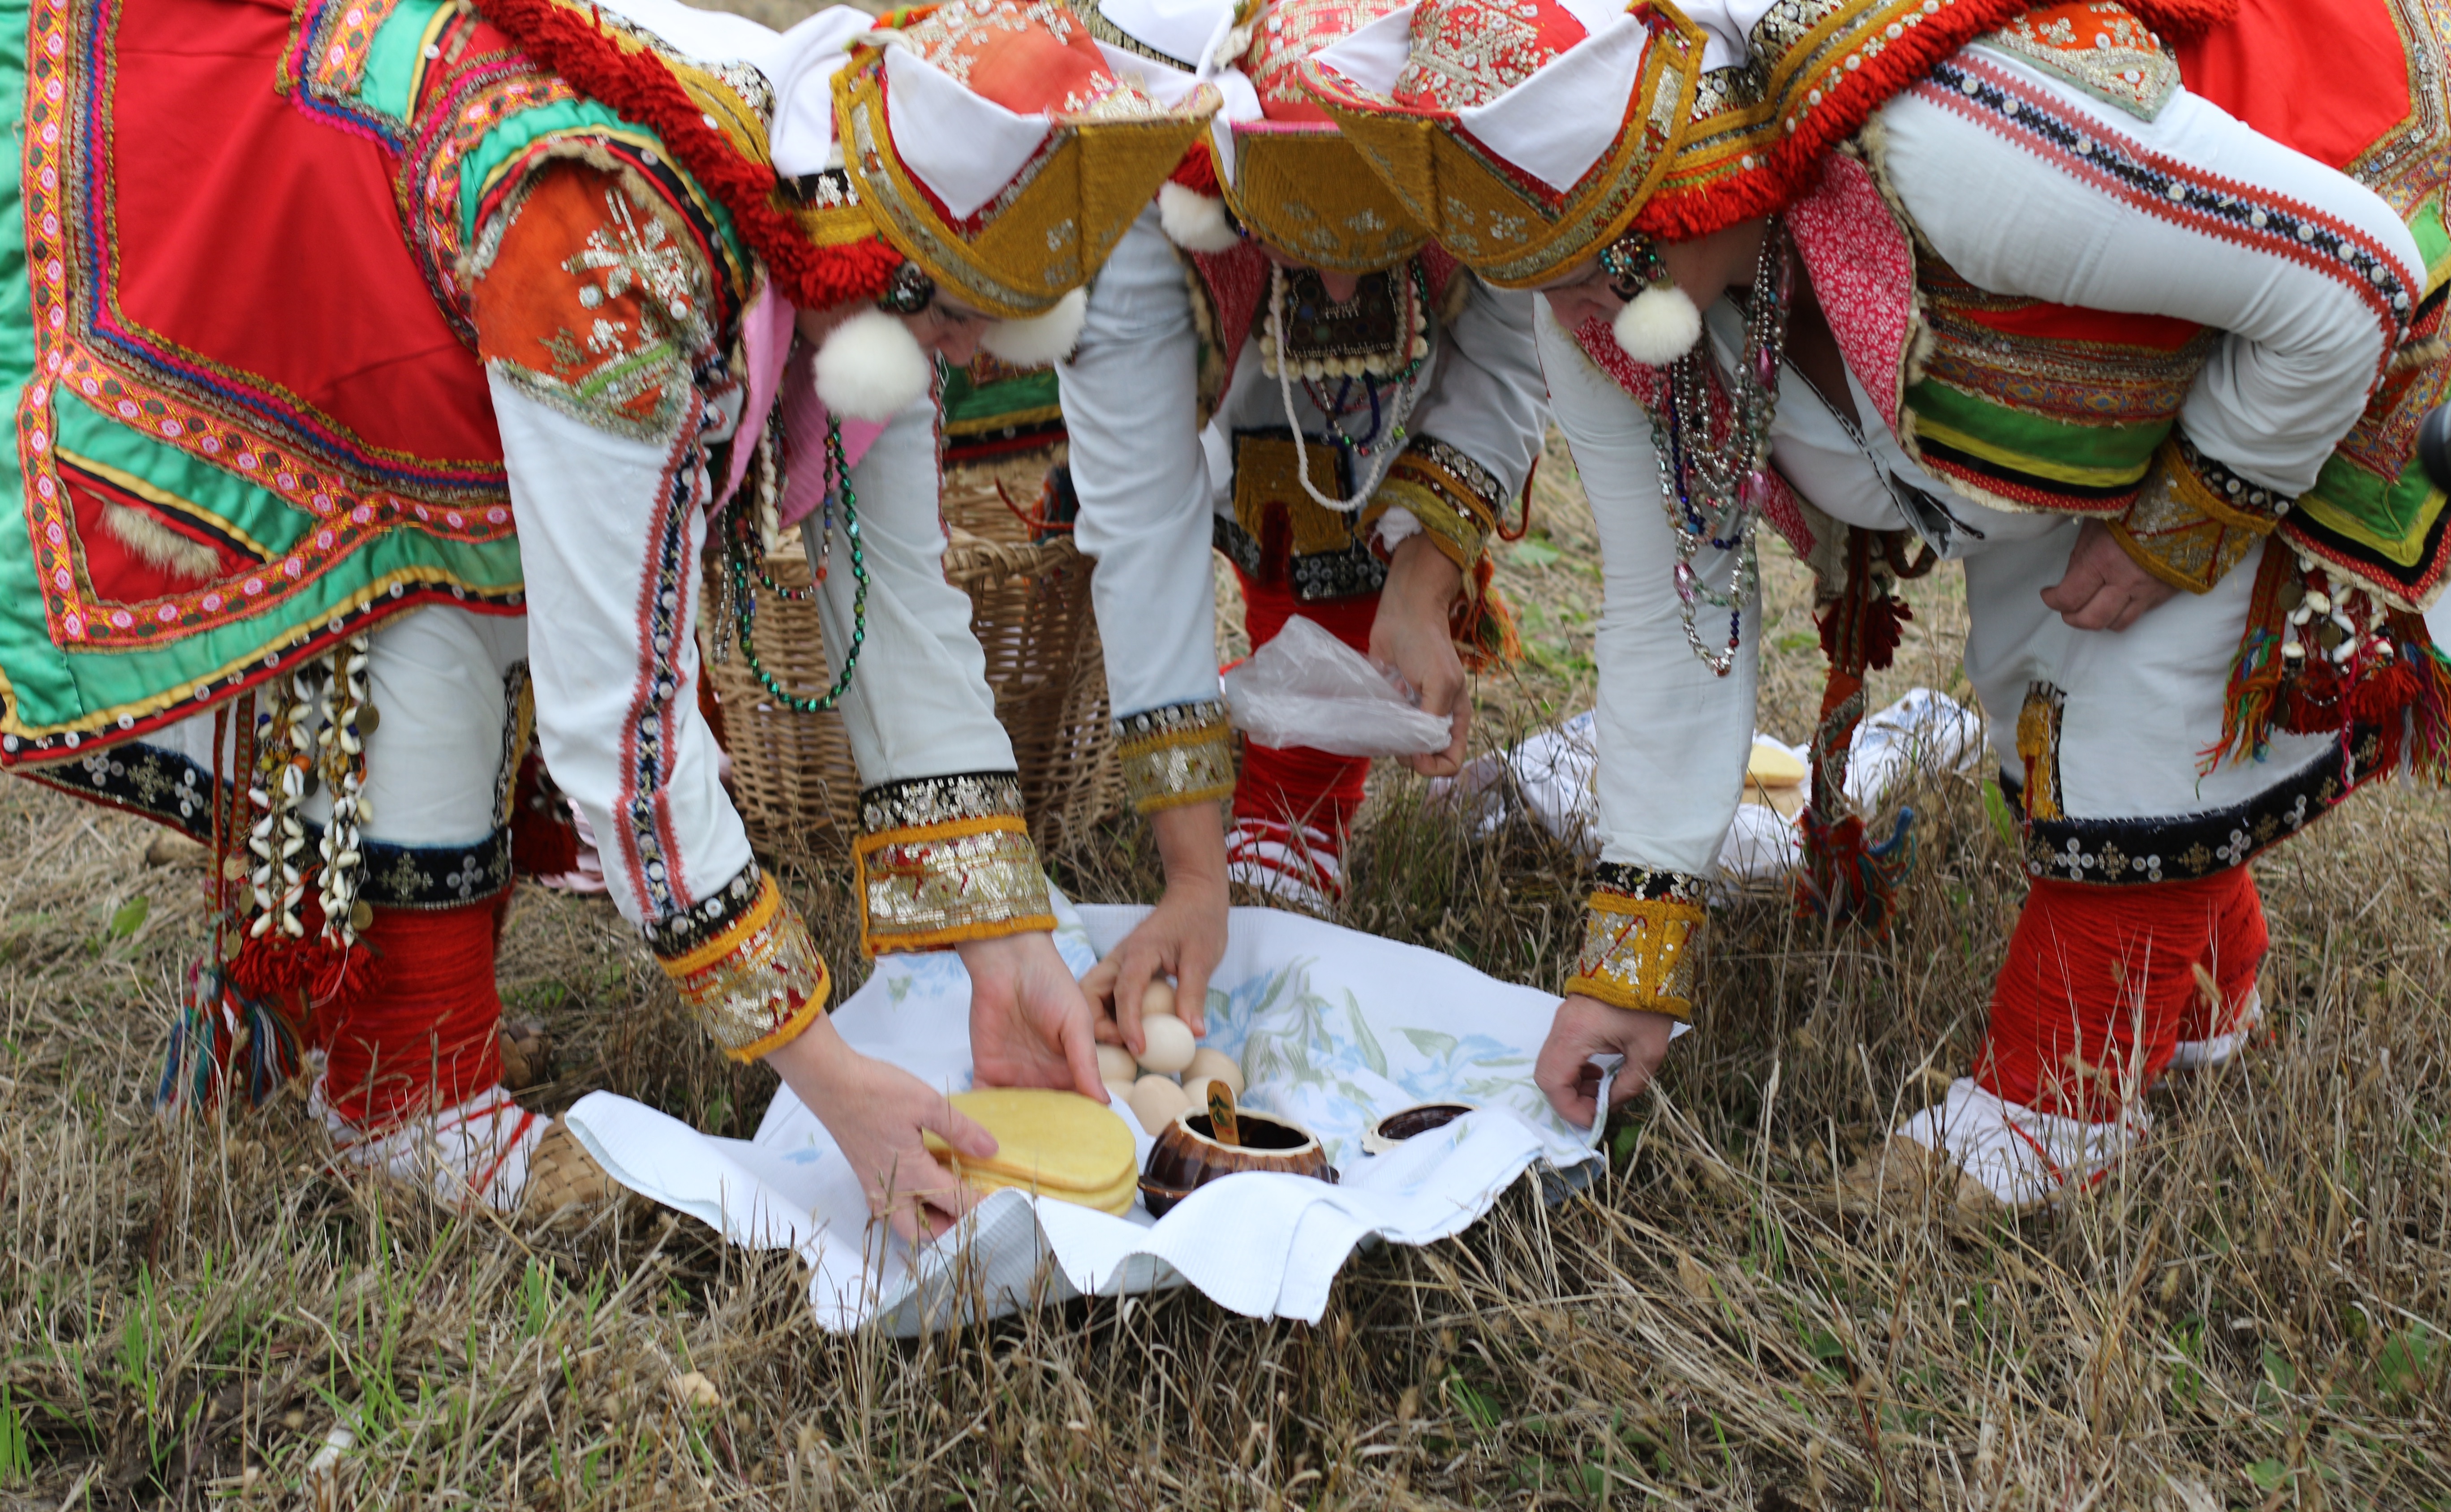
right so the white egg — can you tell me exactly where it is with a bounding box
[1127,1074,1191,1134]
[1102,1078,1138,1107]
[1135,1012,1197,1074]
[1183,1047,1243,1097]
[1096,1044,1139,1085]
[1140,977,1177,1020]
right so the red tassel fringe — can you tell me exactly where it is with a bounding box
[474,0,905,310]
[1168,138,1221,197]
[1797,527,1921,930]
[224,891,388,1009]
[2211,546,2450,784]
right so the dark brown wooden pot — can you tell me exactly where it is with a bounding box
[1139,1110,1335,1217]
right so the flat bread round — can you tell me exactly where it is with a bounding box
[921,1087,1137,1196]
[1747,742,1808,789]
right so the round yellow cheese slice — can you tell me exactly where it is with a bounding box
[921,1087,1137,1199]
[958,1165,1140,1215]
[1747,742,1808,789]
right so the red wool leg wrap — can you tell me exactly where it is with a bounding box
[2178,870,2269,1040]
[1231,567,1377,841]
[321,898,508,1131]
[1974,869,2255,1121]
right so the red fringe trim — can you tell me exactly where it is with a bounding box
[474,0,904,309]
[2127,0,2240,43]
[1633,0,2033,241]
[2389,609,2451,781]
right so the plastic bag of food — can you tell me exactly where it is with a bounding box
[1221,616,1453,757]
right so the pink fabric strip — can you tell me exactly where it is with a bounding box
[722,285,888,525]
[776,353,888,530]
[1784,150,1917,439]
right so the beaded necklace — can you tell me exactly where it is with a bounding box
[1265,262,1431,511]
[725,417,869,712]
[1647,222,1792,676]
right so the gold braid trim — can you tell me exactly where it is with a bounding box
[1115,700,1236,814]
[1361,434,1505,571]
[853,774,1056,955]
[2108,435,2288,596]
[1563,868,1707,1022]
[658,871,832,1061]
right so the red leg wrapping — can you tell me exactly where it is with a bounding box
[321,898,508,1130]
[2175,869,2268,1041]
[1974,869,2254,1121]
[1231,566,1377,843]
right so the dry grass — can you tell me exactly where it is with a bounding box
[6,435,2451,1509]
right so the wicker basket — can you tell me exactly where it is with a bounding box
[706,477,1120,864]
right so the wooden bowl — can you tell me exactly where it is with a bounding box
[1140,1109,1335,1217]
[1359,1102,1475,1155]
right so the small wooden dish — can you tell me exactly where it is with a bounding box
[1140,1109,1335,1217]
[1359,1102,1475,1155]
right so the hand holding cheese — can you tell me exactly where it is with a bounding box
[762,1016,996,1243]
[922,1088,1139,1215]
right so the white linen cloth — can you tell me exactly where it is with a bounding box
[563,891,1604,1334]
[1428,689,1987,883]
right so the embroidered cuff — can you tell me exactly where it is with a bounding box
[1362,435,1505,571]
[1115,700,1236,815]
[2109,435,2290,595]
[649,866,831,1061]
[1562,865,1707,1022]
[853,773,1056,955]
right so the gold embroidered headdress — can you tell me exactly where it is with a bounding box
[1216,0,1432,272]
[832,0,1221,317]
[1301,0,1705,288]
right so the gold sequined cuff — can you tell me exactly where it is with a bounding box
[1362,436,1505,571]
[1562,865,1707,1022]
[652,868,832,1061]
[853,773,1056,956]
[2109,435,2288,596]
[1115,700,1235,815]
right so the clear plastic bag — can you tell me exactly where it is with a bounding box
[1221,616,1453,757]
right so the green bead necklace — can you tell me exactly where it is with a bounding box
[727,417,866,712]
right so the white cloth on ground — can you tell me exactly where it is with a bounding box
[1429,689,1986,882]
[563,890,1604,1334]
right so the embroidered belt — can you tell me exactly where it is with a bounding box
[649,865,831,1060]
[1115,700,1236,814]
[1563,864,1707,1021]
[853,772,1056,955]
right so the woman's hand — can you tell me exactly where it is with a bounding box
[1370,535,1471,777]
[763,1017,996,1242]
[956,930,1108,1100]
[1081,803,1229,1050]
[2039,520,2180,631]
[1533,994,1678,1130]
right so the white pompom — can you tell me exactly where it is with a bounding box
[1609,284,1703,366]
[811,307,932,421]
[979,288,1088,367]
[1157,181,1240,253]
